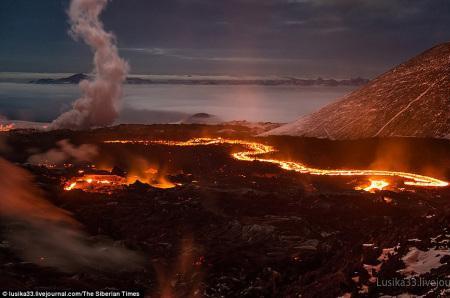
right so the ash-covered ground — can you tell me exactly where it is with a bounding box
[1,124,450,297]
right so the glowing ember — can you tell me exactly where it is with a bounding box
[0,123,14,132]
[104,138,449,189]
[356,179,390,193]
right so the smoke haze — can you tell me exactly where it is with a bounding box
[28,139,98,165]
[0,158,142,272]
[50,0,128,130]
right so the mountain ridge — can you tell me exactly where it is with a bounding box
[264,42,450,139]
[28,73,369,87]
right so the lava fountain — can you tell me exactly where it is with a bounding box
[104,138,448,190]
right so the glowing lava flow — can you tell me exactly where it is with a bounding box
[64,174,125,192]
[64,182,77,191]
[63,173,177,192]
[359,179,390,193]
[0,124,14,132]
[104,138,449,190]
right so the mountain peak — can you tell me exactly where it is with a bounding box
[264,42,450,139]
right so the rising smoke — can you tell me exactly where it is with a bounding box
[50,0,129,130]
[0,158,142,272]
[28,139,98,166]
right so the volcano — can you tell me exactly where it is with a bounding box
[2,124,450,297]
[264,42,450,139]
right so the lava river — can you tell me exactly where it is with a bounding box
[104,138,448,190]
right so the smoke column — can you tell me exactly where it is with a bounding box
[50,0,129,130]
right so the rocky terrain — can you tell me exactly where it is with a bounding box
[266,42,450,139]
[1,124,450,297]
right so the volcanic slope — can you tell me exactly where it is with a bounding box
[265,42,450,139]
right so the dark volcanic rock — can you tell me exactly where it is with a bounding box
[1,125,450,297]
[266,42,450,139]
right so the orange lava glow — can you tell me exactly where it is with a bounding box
[63,174,125,192]
[126,174,177,189]
[356,179,390,193]
[64,182,77,191]
[0,123,14,131]
[63,173,177,192]
[104,138,449,189]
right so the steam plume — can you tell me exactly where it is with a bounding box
[28,139,98,166]
[0,158,142,272]
[50,0,129,130]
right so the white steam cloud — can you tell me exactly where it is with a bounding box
[50,0,129,130]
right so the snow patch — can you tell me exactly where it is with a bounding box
[399,247,450,276]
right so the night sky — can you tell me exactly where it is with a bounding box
[1,0,450,77]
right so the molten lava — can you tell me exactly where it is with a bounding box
[0,123,14,132]
[64,182,77,191]
[104,138,449,190]
[147,178,176,189]
[356,179,390,193]
[64,172,178,193]
[63,174,126,192]
[126,174,177,189]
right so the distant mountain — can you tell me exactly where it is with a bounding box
[29,73,369,87]
[179,113,223,124]
[30,73,88,84]
[264,42,450,139]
